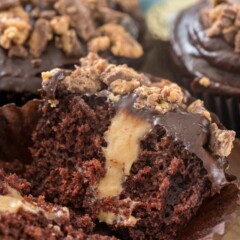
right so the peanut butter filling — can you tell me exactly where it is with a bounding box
[0,184,69,220]
[98,211,137,226]
[97,110,151,198]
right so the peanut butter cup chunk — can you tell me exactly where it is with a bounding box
[22,54,235,240]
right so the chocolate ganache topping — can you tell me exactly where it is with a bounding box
[171,0,240,96]
[0,0,144,95]
[41,53,236,194]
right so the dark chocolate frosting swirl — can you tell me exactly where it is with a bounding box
[171,0,240,96]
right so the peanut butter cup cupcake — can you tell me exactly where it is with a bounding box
[0,53,236,239]
[0,0,146,106]
[171,0,240,135]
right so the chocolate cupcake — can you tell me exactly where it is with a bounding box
[170,0,240,135]
[0,0,146,106]
[0,53,237,239]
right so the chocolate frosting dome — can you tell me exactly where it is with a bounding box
[171,0,240,96]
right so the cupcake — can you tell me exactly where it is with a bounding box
[170,0,240,135]
[0,53,237,239]
[0,0,146,106]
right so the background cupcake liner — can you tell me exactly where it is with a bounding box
[196,93,240,136]
[176,75,240,137]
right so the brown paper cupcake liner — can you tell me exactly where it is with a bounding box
[0,100,41,173]
[178,184,240,240]
[199,93,240,134]
[0,100,239,239]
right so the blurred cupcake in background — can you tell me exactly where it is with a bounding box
[170,0,240,136]
[0,0,147,106]
[141,0,196,80]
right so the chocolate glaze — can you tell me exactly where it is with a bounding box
[171,0,240,96]
[116,93,228,194]
[0,42,79,94]
[42,69,71,99]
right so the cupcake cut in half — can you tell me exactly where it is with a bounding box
[170,0,240,135]
[0,0,146,106]
[2,53,233,240]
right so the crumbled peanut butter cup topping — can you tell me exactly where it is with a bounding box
[201,0,240,53]
[209,123,235,157]
[42,53,236,158]
[0,0,143,60]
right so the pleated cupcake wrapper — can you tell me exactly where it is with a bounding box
[0,100,41,163]
[174,74,240,137]
[194,92,240,137]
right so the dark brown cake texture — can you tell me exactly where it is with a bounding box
[170,0,240,135]
[0,168,117,240]
[0,0,146,106]
[13,53,235,240]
